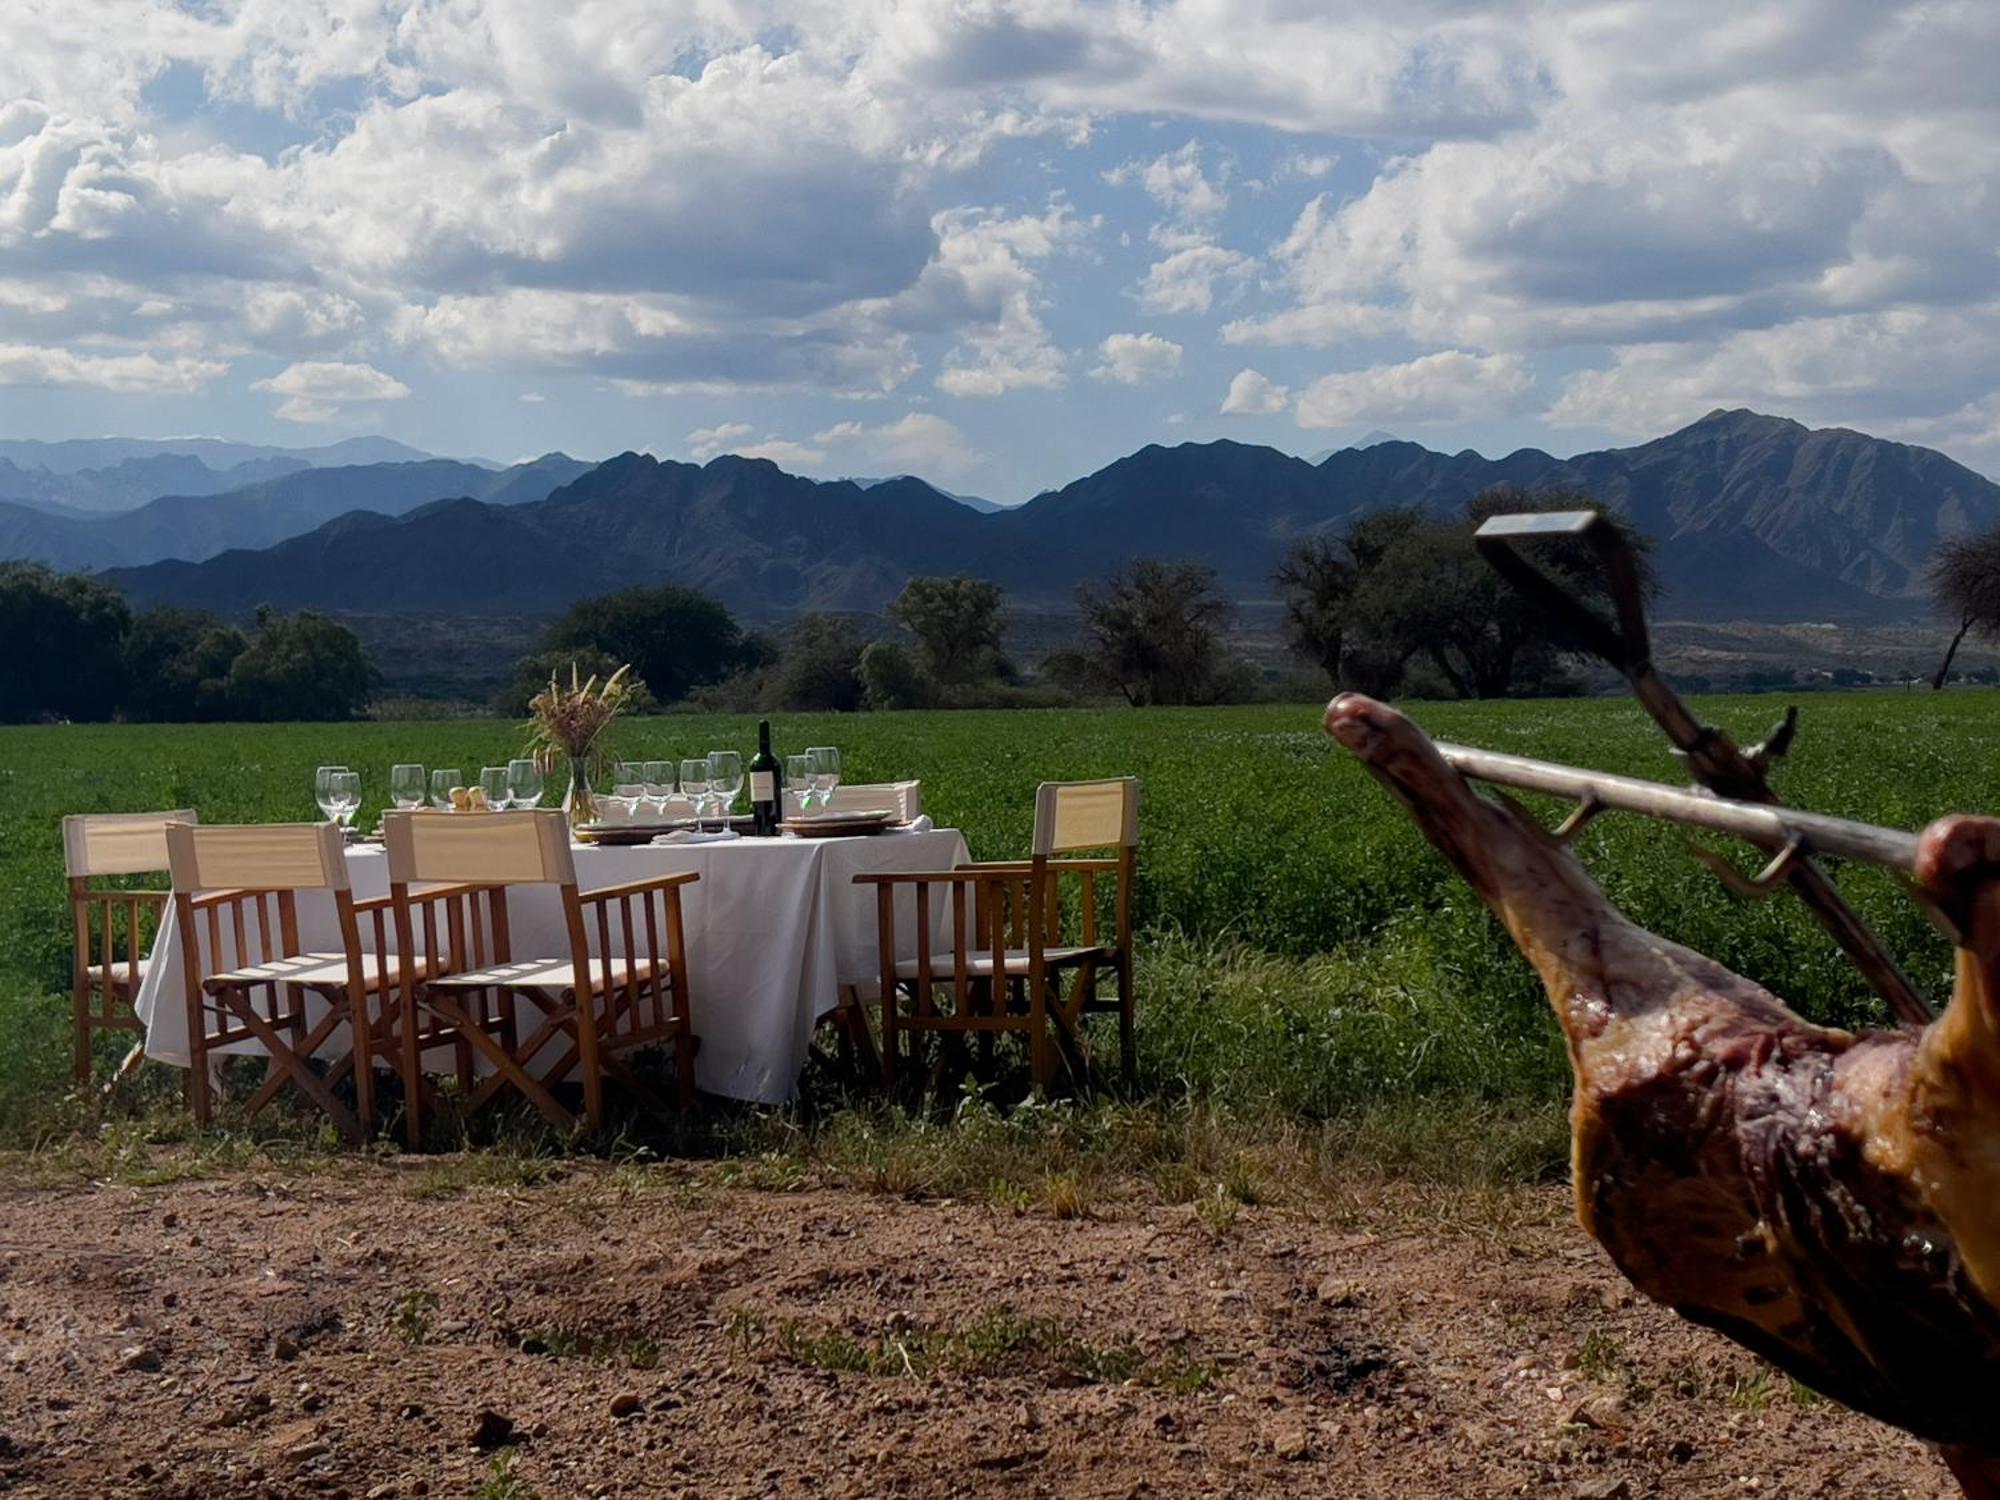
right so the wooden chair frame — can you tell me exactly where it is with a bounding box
[167,821,405,1143]
[63,810,195,1088]
[386,810,699,1137]
[855,778,1137,1093]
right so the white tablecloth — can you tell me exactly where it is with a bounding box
[133,828,969,1104]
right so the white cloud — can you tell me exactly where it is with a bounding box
[251,359,408,421]
[1296,350,1533,428]
[1220,367,1290,416]
[928,201,1091,397]
[1089,332,1183,385]
[0,343,227,394]
[1106,141,1230,222]
[817,412,981,475]
[687,422,755,460]
[1134,243,1255,316]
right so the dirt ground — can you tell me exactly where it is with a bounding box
[0,1162,1955,1499]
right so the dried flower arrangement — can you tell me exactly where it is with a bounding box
[525,662,638,829]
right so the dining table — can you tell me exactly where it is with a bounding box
[132,825,971,1104]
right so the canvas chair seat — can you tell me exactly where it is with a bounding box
[423,954,665,997]
[894,944,1112,981]
[203,949,433,994]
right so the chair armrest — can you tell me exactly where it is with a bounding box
[357,881,492,914]
[579,871,701,906]
[951,859,1122,873]
[853,870,992,886]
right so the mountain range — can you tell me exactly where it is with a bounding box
[0,455,592,572]
[94,410,2000,625]
[0,435,445,514]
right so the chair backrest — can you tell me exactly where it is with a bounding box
[383,808,576,887]
[823,780,923,822]
[1032,778,1139,856]
[63,809,197,880]
[166,821,348,892]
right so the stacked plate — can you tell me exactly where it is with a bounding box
[780,809,900,838]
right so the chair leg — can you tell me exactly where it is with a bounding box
[573,991,606,1134]
[349,988,377,1140]
[72,981,91,1088]
[109,1039,147,1094]
[1028,974,1052,1092]
[188,992,216,1126]
[401,987,425,1149]
[1117,955,1137,1087]
[879,990,899,1093]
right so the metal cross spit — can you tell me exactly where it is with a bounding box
[1446,510,1935,1027]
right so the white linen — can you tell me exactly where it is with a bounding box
[133,828,969,1104]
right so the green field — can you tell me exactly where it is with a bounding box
[1,691,1992,1158]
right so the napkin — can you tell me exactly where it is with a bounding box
[884,814,935,834]
[654,828,740,845]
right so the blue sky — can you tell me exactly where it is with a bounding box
[3,2,1999,500]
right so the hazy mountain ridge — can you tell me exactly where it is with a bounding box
[0,454,590,572]
[100,411,2000,624]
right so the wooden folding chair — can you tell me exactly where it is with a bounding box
[857,777,1138,1093]
[385,809,698,1135]
[63,809,194,1088]
[166,820,419,1142]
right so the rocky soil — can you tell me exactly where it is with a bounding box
[0,1162,1953,1498]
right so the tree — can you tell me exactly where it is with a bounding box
[0,563,130,722]
[767,614,865,711]
[225,606,378,721]
[857,640,932,710]
[1334,489,1654,699]
[1927,529,2000,688]
[122,607,247,721]
[1074,558,1236,706]
[542,586,756,705]
[885,575,1010,685]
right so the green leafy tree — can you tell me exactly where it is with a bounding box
[857,639,933,710]
[885,575,1010,685]
[1333,489,1654,700]
[122,607,248,721]
[225,606,378,721]
[768,614,865,711]
[541,586,755,705]
[1074,558,1237,706]
[0,563,130,722]
[1928,528,2000,688]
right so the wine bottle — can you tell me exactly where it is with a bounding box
[749,719,782,835]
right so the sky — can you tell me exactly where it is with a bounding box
[2,1,1999,502]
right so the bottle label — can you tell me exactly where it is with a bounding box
[751,771,776,801]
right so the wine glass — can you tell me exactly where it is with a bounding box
[707,750,743,829]
[807,746,841,810]
[314,765,348,822]
[642,760,674,819]
[389,763,427,810]
[431,768,464,810]
[479,766,512,811]
[785,753,812,817]
[507,758,544,809]
[679,758,711,832]
[331,769,362,828]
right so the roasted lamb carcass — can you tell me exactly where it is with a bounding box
[1325,692,2000,1496]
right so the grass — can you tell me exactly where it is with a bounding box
[726,1303,1221,1391]
[0,690,1986,1182]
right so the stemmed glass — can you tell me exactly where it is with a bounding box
[478,766,512,810]
[314,765,348,822]
[785,753,812,818]
[390,763,427,811]
[431,768,464,810]
[807,746,841,810]
[330,769,361,829]
[679,758,711,832]
[642,760,674,819]
[507,758,545,809]
[707,750,743,831]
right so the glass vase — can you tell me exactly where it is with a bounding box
[561,753,596,834]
